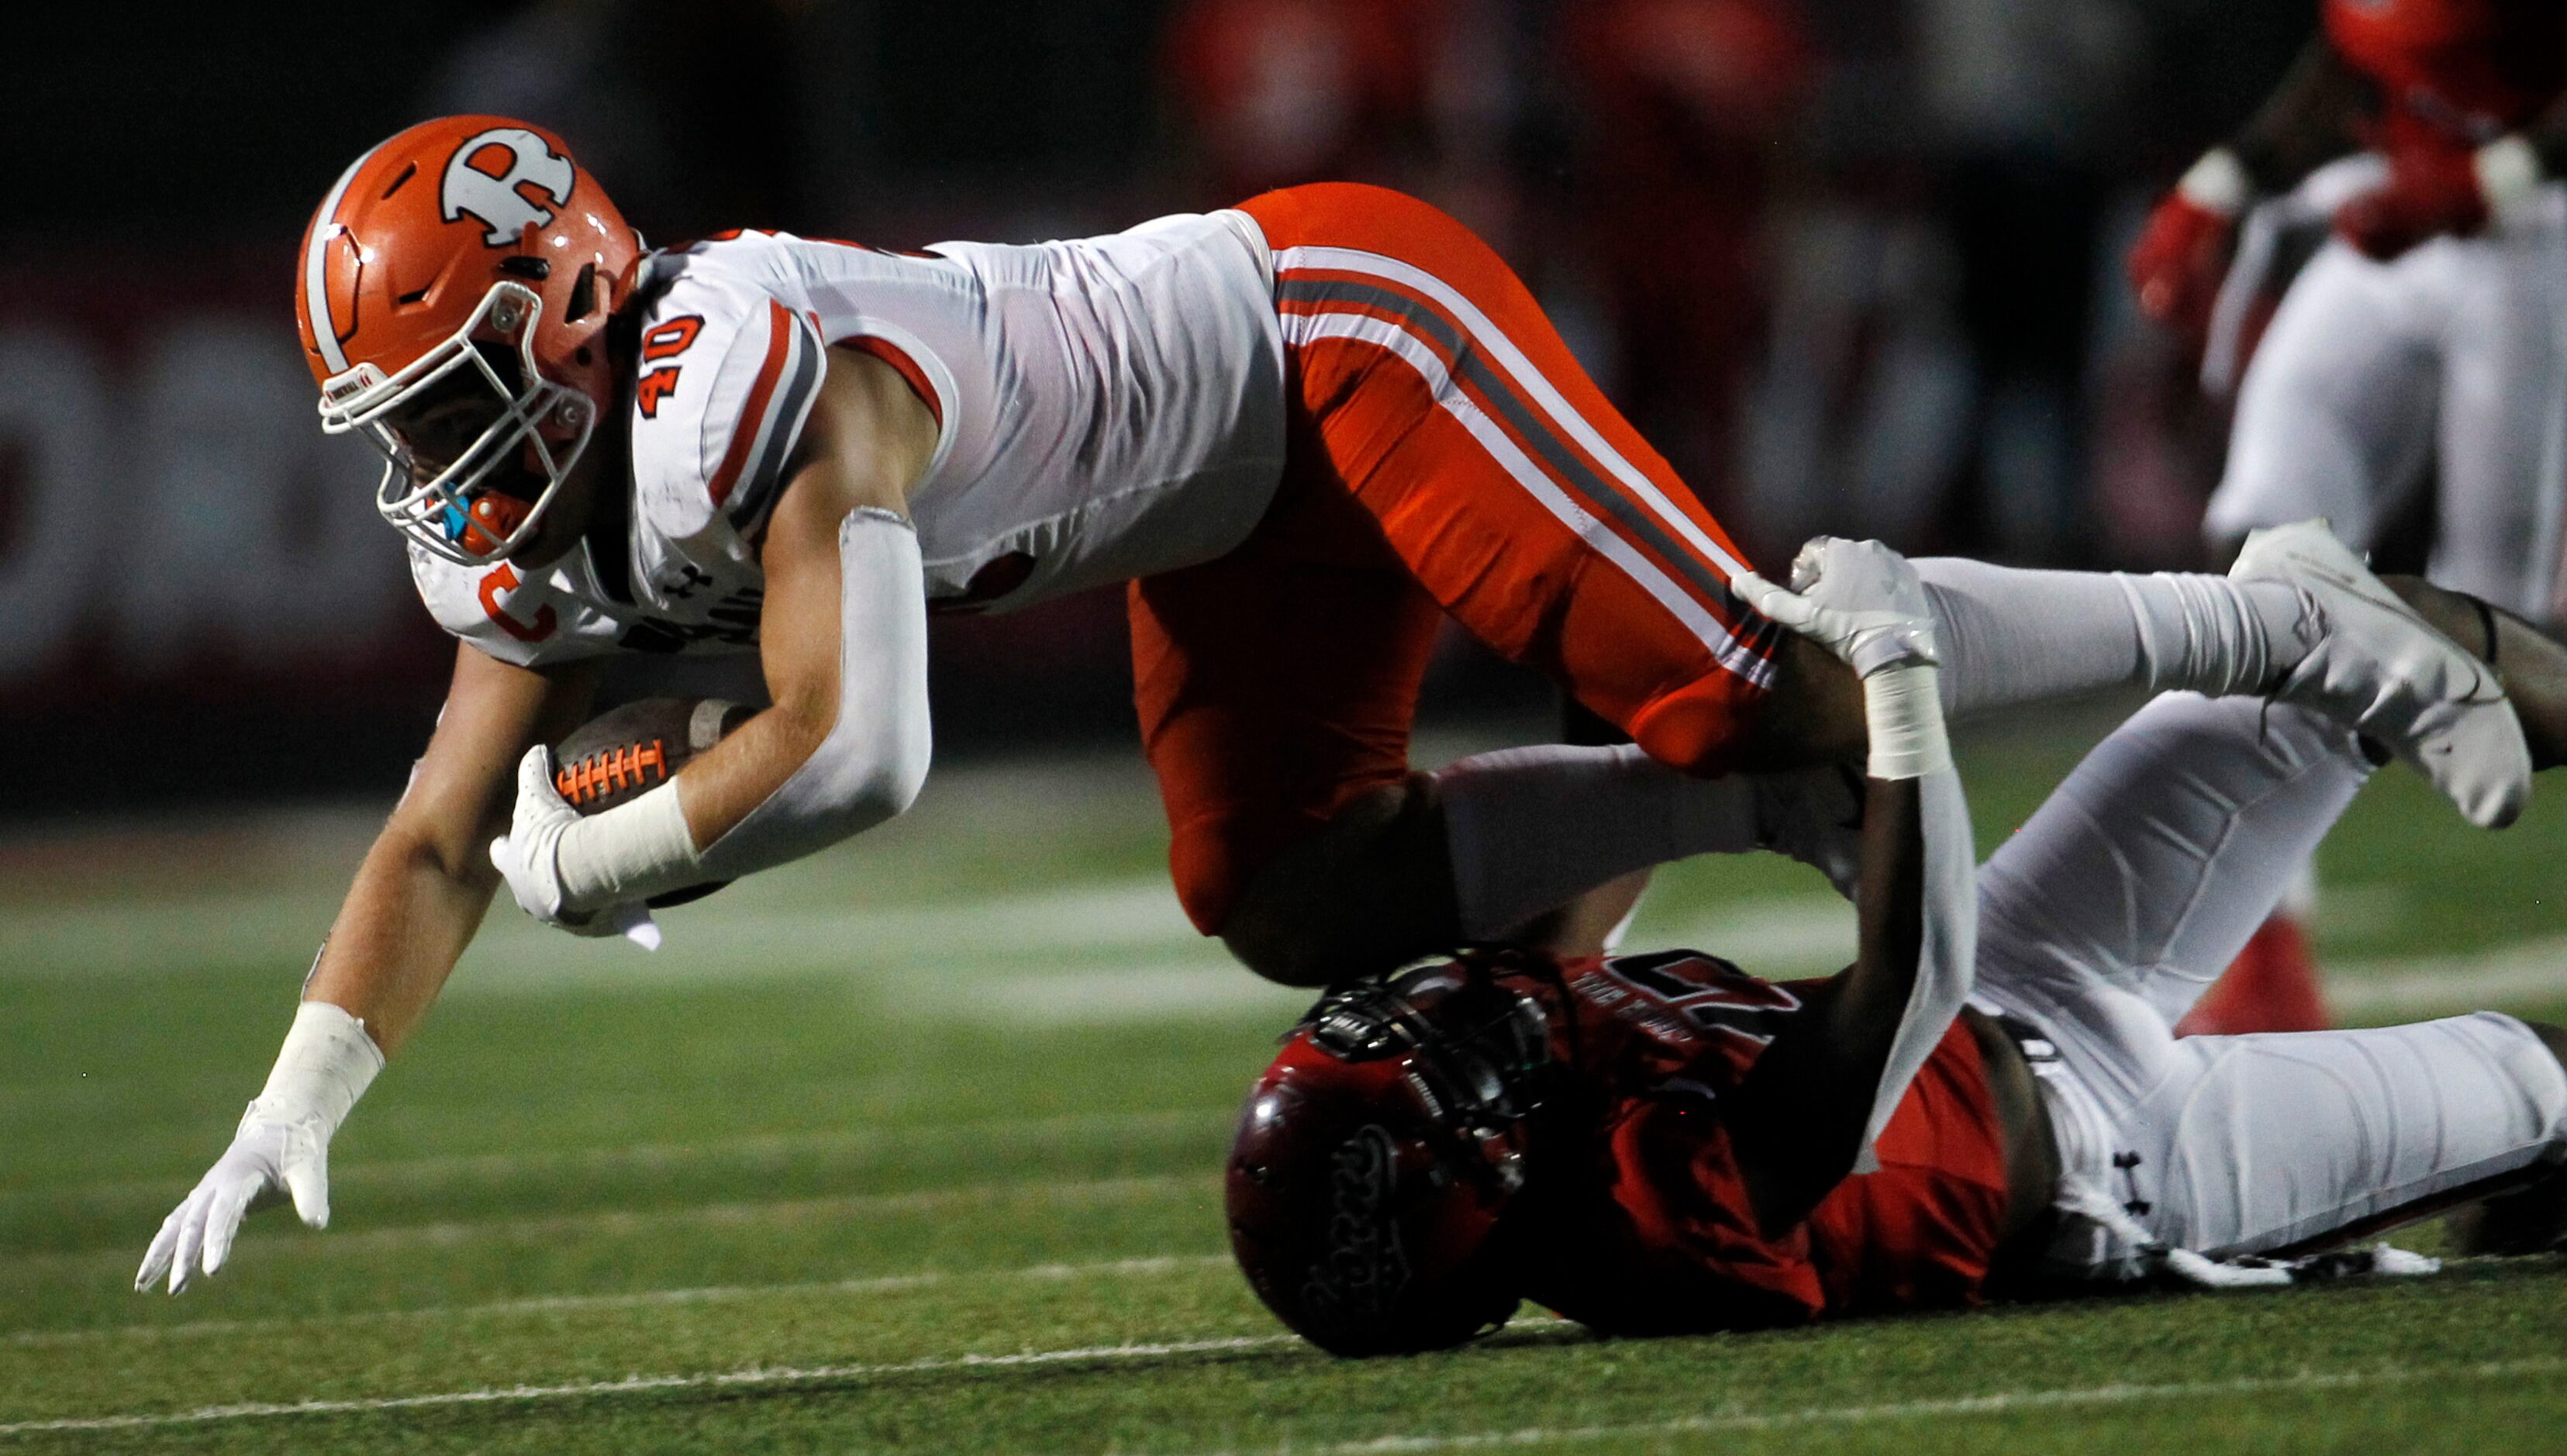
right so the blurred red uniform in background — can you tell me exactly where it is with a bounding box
[1562,0,1814,533]
[1161,0,1441,198]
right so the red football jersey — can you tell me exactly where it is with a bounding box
[2325,0,2567,149]
[1499,950,2013,1334]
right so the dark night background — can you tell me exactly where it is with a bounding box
[0,0,2311,818]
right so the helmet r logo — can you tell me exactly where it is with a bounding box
[440,128,576,247]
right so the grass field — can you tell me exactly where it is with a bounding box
[5,705,2566,1453]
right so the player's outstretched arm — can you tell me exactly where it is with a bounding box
[1721,542,1978,1237]
[2228,39,2371,195]
[488,348,940,926]
[137,643,601,1293]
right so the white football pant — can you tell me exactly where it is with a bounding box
[1970,693,2567,1275]
[2206,171,2567,619]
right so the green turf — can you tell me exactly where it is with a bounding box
[5,710,2566,1452]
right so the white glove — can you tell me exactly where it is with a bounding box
[1734,538,1950,781]
[1731,537,1940,677]
[135,1000,383,1295]
[491,747,661,947]
[134,1106,330,1294]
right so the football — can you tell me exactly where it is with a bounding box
[550,696,757,906]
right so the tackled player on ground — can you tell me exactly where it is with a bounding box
[1227,543,2567,1353]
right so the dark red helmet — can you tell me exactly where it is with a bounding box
[1225,957,1554,1356]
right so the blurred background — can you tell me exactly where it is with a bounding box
[0,0,2313,817]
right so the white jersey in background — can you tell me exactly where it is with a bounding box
[2206,161,2567,619]
[412,209,1289,666]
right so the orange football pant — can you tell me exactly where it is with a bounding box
[1132,184,1783,933]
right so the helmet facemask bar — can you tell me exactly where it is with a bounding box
[1305,971,1554,1196]
[318,281,595,564]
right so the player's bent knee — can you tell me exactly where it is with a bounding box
[1627,702,1733,777]
[2520,1020,2567,1083]
[1166,840,1246,939]
[1213,778,1462,988]
[1632,637,1864,776]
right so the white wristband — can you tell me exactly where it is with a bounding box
[2177,147,2253,217]
[1862,664,1953,781]
[250,1001,385,1133]
[2476,135,2545,227]
[554,779,705,912]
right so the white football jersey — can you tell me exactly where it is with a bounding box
[412,209,1288,666]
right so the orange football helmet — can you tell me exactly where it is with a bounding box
[296,116,641,563]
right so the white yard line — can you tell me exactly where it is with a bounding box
[7,1344,2558,1439]
[9,1254,1233,1349]
[2327,937,2567,1014]
[1641,899,1856,970]
[26,861,2547,1013]
[0,1334,1306,1435]
[10,1171,1214,1279]
[33,1106,1234,1206]
[304,1170,1211,1250]
[0,875,1213,988]
[1192,1357,2567,1455]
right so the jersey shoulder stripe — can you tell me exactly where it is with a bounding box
[837,333,944,427]
[710,298,825,534]
[629,252,827,546]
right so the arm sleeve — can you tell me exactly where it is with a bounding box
[1851,764,1976,1175]
[694,508,932,878]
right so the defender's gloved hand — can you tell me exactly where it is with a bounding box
[1734,537,1950,781]
[2128,149,2251,338]
[1732,536,1940,677]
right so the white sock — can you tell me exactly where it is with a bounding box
[1438,744,1761,940]
[1914,560,2317,716]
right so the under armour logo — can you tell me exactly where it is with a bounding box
[441,127,575,247]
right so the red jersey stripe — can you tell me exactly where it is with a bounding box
[1274,264,1754,597]
[837,334,944,428]
[708,298,797,509]
[1275,250,1759,585]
